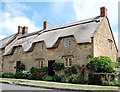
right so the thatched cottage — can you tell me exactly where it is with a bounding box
[0,7,118,75]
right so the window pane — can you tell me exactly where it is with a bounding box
[38,43,43,51]
[69,59,72,66]
[41,61,43,68]
[64,38,72,47]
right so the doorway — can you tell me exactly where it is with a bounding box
[16,61,21,72]
[48,60,55,76]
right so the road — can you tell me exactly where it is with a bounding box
[0,83,51,90]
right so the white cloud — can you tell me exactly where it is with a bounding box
[0,12,39,34]
[0,2,39,40]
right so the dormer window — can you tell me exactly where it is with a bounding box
[18,48,22,55]
[38,43,44,51]
[64,38,72,47]
[108,39,113,50]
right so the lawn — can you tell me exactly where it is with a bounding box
[0,78,119,90]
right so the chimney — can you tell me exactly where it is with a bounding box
[43,21,48,30]
[100,7,107,17]
[18,26,23,36]
[23,26,28,34]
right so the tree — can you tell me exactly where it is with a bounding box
[86,56,117,73]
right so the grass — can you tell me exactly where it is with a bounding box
[0,78,119,90]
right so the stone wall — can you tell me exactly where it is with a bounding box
[93,17,118,61]
[3,36,92,73]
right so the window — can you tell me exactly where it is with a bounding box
[9,61,14,71]
[18,48,22,55]
[64,38,72,47]
[38,43,44,51]
[35,59,44,68]
[108,39,113,50]
[64,58,72,67]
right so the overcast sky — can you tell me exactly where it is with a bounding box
[0,0,119,53]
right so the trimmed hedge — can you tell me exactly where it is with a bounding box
[2,72,15,78]
[88,73,118,85]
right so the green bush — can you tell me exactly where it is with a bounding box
[88,73,102,85]
[2,72,14,78]
[64,65,84,76]
[53,62,64,72]
[28,74,36,80]
[15,71,29,79]
[30,67,48,80]
[102,81,120,86]
[42,75,53,81]
[19,63,25,71]
[72,75,86,84]
[60,76,72,83]
[87,56,116,73]
[88,73,118,85]
[53,75,61,82]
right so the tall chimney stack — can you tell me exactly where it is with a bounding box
[18,26,23,36]
[23,26,28,34]
[43,21,48,30]
[100,7,107,17]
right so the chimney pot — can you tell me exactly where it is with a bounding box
[100,7,107,17]
[23,26,28,34]
[43,21,48,30]
[18,26,23,36]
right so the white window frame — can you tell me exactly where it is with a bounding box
[64,38,72,47]
[38,43,44,51]
[64,58,72,67]
[35,59,44,68]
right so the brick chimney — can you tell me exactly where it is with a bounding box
[18,26,28,36]
[18,26,23,36]
[43,21,48,30]
[100,7,107,17]
[23,26,28,34]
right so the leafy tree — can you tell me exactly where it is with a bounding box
[86,56,117,73]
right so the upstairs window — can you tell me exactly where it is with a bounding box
[35,59,44,68]
[64,38,72,47]
[108,39,113,50]
[18,48,22,55]
[38,43,44,51]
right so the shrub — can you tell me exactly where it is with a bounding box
[40,67,48,74]
[42,75,53,81]
[88,73,102,85]
[53,62,64,72]
[28,74,36,80]
[2,72,14,78]
[19,63,25,71]
[15,71,29,79]
[53,75,61,82]
[61,76,72,83]
[88,73,118,85]
[30,67,48,80]
[72,75,86,84]
[102,81,120,86]
[30,67,41,75]
[64,64,84,76]
[87,56,116,73]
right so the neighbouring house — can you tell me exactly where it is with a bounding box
[0,7,118,75]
